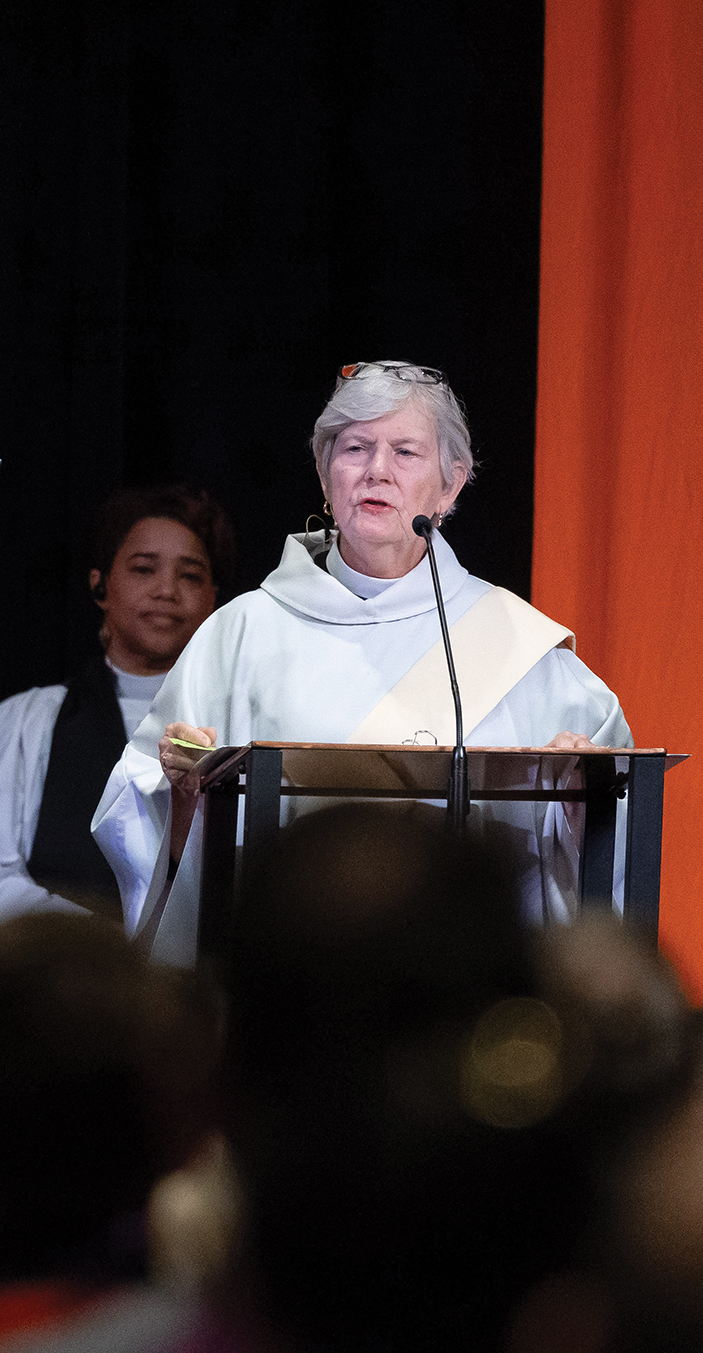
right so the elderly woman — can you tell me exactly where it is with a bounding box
[93,363,632,958]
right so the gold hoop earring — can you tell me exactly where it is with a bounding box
[323,500,338,529]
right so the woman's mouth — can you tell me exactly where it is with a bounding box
[359,497,393,513]
[141,612,182,629]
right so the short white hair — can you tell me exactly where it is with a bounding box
[312,361,474,517]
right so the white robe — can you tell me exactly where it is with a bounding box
[0,667,164,920]
[93,531,633,963]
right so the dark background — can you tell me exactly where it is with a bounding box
[0,0,544,700]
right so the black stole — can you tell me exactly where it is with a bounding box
[28,655,127,919]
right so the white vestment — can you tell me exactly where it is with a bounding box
[93,531,633,964]
[0,667,164,920]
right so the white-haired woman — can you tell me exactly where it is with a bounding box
[93,363,632,960]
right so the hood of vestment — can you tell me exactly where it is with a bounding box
[259,529,472,625]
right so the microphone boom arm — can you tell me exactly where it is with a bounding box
[412,515,469,831]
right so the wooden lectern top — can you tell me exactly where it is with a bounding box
[199,742,688,799]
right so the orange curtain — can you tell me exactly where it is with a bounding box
[533,0,703,997]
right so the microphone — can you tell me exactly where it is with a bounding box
[412,515,469,831]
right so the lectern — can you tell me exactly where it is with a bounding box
[195,742,686,971]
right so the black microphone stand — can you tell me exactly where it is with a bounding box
[412,515,469,832]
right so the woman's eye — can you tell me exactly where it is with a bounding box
[131,565,154,575]
[181,572,205,584]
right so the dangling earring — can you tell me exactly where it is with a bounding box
[437,512,444,528]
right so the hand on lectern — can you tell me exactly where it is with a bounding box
[543,730,599,833]
[159,721,217,867]
[159,722,217,791]
[545,731,598,751]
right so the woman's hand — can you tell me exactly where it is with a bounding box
[543,732,600,832]
[159,721,217,792]
[158,722,217,866]
[545,731,599,751]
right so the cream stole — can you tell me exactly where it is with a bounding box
[347,587,574,746]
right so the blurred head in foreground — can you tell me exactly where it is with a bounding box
[225,804,700,1352]
[0,914,221,1279]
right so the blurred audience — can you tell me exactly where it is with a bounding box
[508,911,698,1353]
[0,803,700,1352]
[0,484,235,923]
[0,912,235,1350]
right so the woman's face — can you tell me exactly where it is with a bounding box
[90,517,217,674]
[321,402,466,577]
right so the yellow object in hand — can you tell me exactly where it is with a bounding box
[168,737,217,751]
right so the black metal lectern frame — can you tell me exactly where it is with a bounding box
[194,743,686,972]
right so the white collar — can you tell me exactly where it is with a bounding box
[260,528,482,625]
[325,538,399,599]
[105,658,168,699]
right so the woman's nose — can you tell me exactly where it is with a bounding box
[365,447,391,479]
[151,568,179,596]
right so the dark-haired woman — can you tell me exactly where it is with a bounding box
[0,486,234,921]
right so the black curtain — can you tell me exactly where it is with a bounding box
[0,0,544,699]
